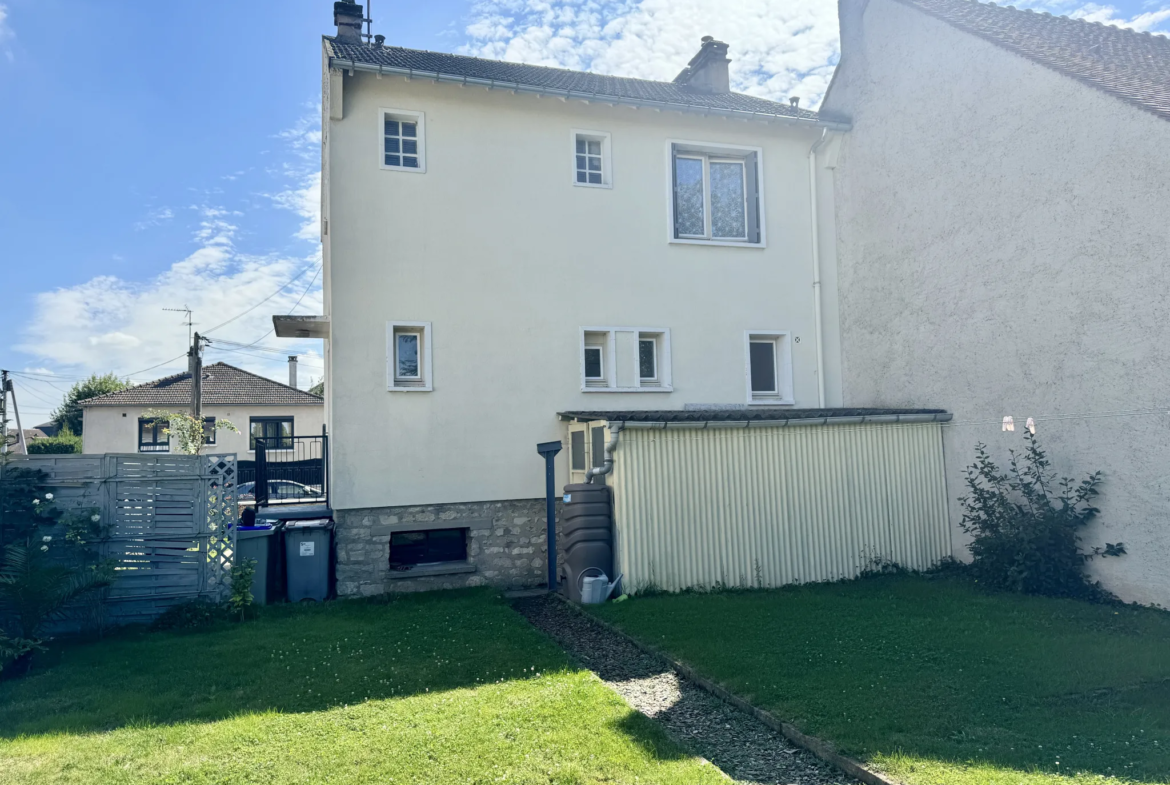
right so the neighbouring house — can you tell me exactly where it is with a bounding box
[271,2,956,596]
[820,0,1170,606]
[79,361,324,459]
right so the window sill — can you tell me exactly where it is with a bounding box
[387,561,476,580]
[379,164,426,174]
[388,386,433,392]
[670,238,766,249]
[573,181,612,190]
[582,386,674,393]
[747,398,795,406]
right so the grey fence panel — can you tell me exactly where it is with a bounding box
[4,453,238,626]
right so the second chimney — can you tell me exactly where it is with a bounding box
[334,1,364,43]
[288,356,299,389]
[673,36,731,94]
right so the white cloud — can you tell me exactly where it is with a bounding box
[461,0,841,108]
[134,206,174,231]
[1000,0,1170,32]
[0,4,15,62]
[269,109,323,242]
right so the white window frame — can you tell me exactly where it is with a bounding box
[580,326,672,393]
[571,129,612,189]
[638,337,658,384]
[666,139,765,248]
[379,108,426,173]
[583,344,606,383]
[387,321,433,391]
[744,330,793,405]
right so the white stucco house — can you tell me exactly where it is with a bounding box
[80,362,325,459]
[820,0,1170,606]
[273,1,959,597]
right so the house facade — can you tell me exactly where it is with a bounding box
[821,0,1170,606]
[81,362,325,458]
[281,2,960,597]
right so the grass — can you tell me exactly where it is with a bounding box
[592,573,1170,785]
[0,589,725,784]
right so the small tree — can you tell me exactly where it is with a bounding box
[307,379,324,397]
[959,432,1124,600]
[141,410,238,455]
[51,374,128,435]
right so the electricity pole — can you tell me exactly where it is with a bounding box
[189,333,205,422]
[0,371,27,455]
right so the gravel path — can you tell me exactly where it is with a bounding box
[512,595,859,785]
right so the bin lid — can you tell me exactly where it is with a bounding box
[284,518,333,529]
[255,504,332,522]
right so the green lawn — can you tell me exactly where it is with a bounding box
[593,573,1170,785]
[0,589,725,784]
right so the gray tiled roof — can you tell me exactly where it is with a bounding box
[79,363,323,407]
[559,408,950,424]
[899,0,1170,121]
[325,38,825,122]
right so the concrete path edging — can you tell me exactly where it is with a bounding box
[556,596,903,785]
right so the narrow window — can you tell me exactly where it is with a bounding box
[638,338,657,382]
[671,145,760,243]
[387,322,433,391]
[749,341,777,394]
[202,416,217,446]
[570,430,586,471]
[584,346,603,380]
[572,131,611,188]
[380,109,426,172]
[396,332,421,380]
[590,426,607,469]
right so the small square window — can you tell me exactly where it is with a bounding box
[745,331,793,405]
[387,321,433,391]
[572,130,611,188]
[380,109,426,172]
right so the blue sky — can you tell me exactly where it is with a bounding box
[1,0,1166,424]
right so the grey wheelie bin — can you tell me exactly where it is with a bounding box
[284,518,333,601]
[235,521,282,605]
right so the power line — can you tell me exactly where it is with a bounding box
[202,263,319,335]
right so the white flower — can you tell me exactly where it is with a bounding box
[32,499,40,505]
[91,514,101,523]
[40,545,49,552]
[44,492,54,500]
[42,535,52,543]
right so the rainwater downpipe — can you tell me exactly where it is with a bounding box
[808,128,829,409]
[585,421,625,484]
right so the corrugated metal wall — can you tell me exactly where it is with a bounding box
[610,423,950,592]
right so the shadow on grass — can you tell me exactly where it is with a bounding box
[593,573,1170,785]
[0,589,584,739]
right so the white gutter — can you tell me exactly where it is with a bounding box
[329,58,853,132]
[808,128,830,408]
[617,412,953,429]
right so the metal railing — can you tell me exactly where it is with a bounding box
[248,431,329,509]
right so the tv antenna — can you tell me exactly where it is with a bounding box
[363,0,374,43]
[164,306,195,347]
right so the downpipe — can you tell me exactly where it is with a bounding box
[585,422,625,484]
[808,128,829,409]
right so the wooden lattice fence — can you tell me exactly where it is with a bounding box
[3,453,238,626]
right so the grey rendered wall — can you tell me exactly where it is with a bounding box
[823,0,1170,606]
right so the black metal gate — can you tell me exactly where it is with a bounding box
[252,431,329,508]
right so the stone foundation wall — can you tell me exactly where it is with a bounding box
[334,498,566,596]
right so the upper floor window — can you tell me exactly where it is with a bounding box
[670,141,762,246]
[380,108,426,172]
[581,327,672,392]
[572,130,611,188]
[387,321,433,391]
[745,331,793,405]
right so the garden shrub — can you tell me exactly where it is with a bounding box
[959,432,1124,600]
[150,599,229,632]
[27,430,82,454]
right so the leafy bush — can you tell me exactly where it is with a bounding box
[150,599,229,632]
[51,373,128,435]
[959,432,1124,600]
[228,558,257,621]
[27,428,82,454]
[0,632,44,678]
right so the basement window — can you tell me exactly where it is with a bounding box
[389,528,467,568]
[380,108,426,172]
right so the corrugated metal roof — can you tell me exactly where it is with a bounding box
[325,38,827,122]
[558,408,950,424]
[898,0,1170,122]
[79,363,323,407]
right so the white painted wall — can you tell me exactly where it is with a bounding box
[81,405,325,456]
[823,0,1170,606]
[324,67,843,510]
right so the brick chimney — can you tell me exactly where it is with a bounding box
[673,36,731,94]
[333,1,364,43]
